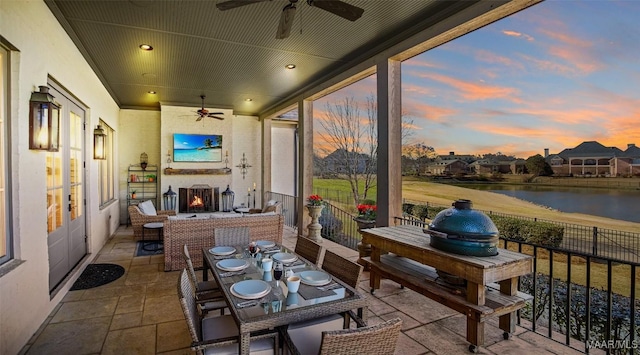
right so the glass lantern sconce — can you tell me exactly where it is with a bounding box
[93,125,106,160]
[29,86,60,151]
[163,185,177,211]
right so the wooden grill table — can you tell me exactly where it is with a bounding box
[360,225,533,353]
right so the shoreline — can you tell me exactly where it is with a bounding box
[401,180,640,234]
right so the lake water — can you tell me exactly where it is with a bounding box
[456,184,640,223]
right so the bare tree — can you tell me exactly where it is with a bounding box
[318,96,374,205]
[318,94,416,205]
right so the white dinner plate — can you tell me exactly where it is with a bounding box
[256,240,276,249]
[298,270,332,286]
[209,246,236,256]
[272,252,297,264]
[230,280,272,300]
[216,259,249,272]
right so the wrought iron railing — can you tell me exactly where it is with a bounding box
[402,198,640,264]
[263,191,298,229]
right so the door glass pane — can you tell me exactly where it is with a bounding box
[70,148,82,220]
[48,189,63,233]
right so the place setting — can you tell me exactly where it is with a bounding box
[295,270,342,299]
[216,258,250,277]
[230,279,272,308]
[272,252,305,268]
[209,245,237,260]
[256,240,280,254]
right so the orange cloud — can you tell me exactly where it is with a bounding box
[502,30,534,41]
[539,29,604,74]
[403,100,458,123]
[416,72,521,102]
[475,49,524,71]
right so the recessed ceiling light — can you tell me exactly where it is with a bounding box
[139,44,153,51]
[148,91,156,94]
[285,64,296,69]
[245,98,253,102]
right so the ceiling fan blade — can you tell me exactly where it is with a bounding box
[210,115,225,120]
[216,0,271,11]
[307,0,363,21]
[276,4,296,39]
[195,116,203,122]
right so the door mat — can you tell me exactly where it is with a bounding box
[70,264,125,290]
[135,241,164,257]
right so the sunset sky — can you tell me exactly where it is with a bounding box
[315,0,640,159]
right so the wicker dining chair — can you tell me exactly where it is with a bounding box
[178,269,278,355]
[294,237,323,265]
[318,318,402,355]
[320,250,364,289]
[182,244,226,315]
[214,226,250,246]
[283,250,366,354]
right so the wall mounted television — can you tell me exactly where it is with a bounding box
[173,133,223,162]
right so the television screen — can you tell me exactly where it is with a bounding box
[173,133,223,162]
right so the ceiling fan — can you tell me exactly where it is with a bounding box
[216,0,364,39]
[194,95,224,121]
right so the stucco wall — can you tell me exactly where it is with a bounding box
[154,105,261,213]
[271,122,296,196]
[119,109,161,221]
[0,1,120,354]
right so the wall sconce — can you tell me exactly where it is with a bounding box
[236,152,252,180]
[93,125,106,160]
[29,85,60,151]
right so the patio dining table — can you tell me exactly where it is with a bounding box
[201,244,369,355]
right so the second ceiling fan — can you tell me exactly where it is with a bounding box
[216,0,364,39]
[194,95,224,121]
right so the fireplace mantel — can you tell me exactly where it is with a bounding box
[164,168,231,175]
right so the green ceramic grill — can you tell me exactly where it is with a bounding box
[423,199,499,257]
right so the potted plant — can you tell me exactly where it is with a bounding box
[131,190,137,199]
[145,174,156,182]
[354,203,377,230]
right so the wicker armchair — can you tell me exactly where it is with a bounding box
[248,200,282,214]
[128,204,176,240]
[294,236,323,265]
[177,269,278,355]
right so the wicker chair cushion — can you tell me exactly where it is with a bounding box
[202,315,274,355]
[138,200,157,216]
[287,314,343,354]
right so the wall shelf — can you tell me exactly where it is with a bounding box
[164,168,232,175]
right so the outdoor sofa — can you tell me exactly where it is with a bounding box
[163,212,284,271]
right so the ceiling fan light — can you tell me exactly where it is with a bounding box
[148,91,156,94]
[245,98,253,102]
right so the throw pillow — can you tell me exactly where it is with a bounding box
[138,200,157,216]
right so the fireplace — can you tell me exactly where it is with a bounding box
[179,185,219,213]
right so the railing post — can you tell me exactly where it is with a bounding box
[592,226,598,256]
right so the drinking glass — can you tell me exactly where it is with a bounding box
[273,262,283,287]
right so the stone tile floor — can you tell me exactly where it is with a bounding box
[20,225,585,354]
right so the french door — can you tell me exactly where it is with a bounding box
[46,84,86,292]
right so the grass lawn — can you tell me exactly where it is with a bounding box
[314,177,640,296]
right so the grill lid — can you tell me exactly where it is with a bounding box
[427,199,498,239]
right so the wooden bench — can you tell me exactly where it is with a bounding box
[360,225,533,353]
[363,254,531,323]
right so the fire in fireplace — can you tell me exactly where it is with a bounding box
[179,185,219,213]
